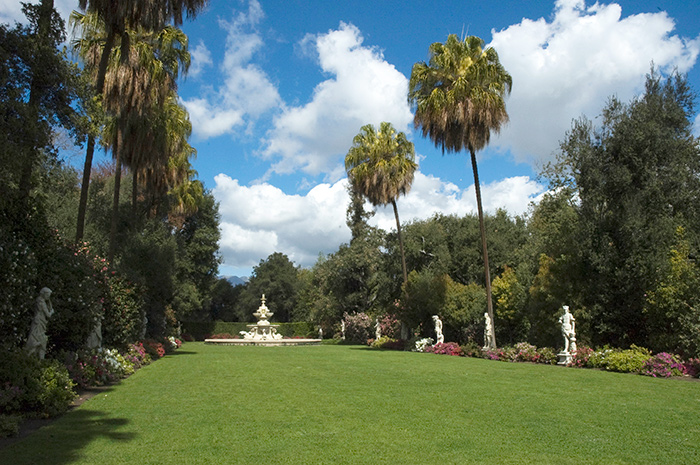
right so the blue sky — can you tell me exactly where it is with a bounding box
[3,0,700,278]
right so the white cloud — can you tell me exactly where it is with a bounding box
[1,0,76,26]
[214,172,545,270]
[490,0,700,164]
[182,0,280,139]
[262,22,414,180]
[188,40,213,78]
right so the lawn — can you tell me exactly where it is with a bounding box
[2,343,699,464]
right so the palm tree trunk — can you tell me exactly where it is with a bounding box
[108,135,121,261]
[392,199,409,292]
[76,30,116,242]
[470,149,496,349]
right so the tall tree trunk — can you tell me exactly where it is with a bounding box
[18,0,54,201]
[132,169,138,218]
[108,135,121,262]
[392,199,409,292]
[470,149,496,349]
[76,30,117,242]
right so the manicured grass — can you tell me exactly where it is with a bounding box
[2,343,699,464]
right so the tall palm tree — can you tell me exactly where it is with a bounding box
[74,12,191,259]
[408,34,512,349]
[345,121,417,291]
[74,0,208,242]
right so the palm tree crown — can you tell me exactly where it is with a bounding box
[408,34,512,154]
[345,122,417,207]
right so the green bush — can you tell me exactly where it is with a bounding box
[603,346,652,373]
[0,414,21,438]
[37,359,75,417]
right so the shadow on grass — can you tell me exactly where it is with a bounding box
[1,409,136,465]
[166,350,197,356]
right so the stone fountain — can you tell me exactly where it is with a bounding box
[205,294,321,346]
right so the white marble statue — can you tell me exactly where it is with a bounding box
[432,315,444,344]
[24,287,54,359]
[375,318,381,340]
[341,320,346,340]
[559,305,576,353]
[86,317,102,349]
[318,327,323,339]
[483,312,494,350]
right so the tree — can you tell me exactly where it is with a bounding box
[543,69,700,348]
[409,35,512,349]
[236,253,300,323]
[345,121,417,291]
[74,0,208,242]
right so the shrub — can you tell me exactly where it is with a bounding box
[125,343,151,369]
[412,337,434,352]
[425,342,463,356]
[512,342,539,363]
[60,348,128,389]
[141,339,166,359]
[586,347,617,369]
[460,341,482,358]
[342,312,372,344]
[0,349,42,415]
[570,346,594,367]
[641,353,686,378]
[208,333,235,339]
[684,358,700,377]
[536,346,558,365]
[377,314,401,339]
[604,345,652,374]
[37,359,75,417]
[0,414,20,438]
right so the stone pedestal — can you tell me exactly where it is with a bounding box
[557,351,573,366]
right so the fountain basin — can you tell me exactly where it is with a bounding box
[204,338,322,346]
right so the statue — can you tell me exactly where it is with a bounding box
[318,327,323,339]
[375,318,381,340]
[86,317,103,349]
[24,287,54,359]
[340,320,346,340]
[432,315,444,344]
[559,305,576,353]
[483,312,494,350]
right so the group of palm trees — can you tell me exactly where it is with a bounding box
[70,0,209,259]
[346,34,512,349]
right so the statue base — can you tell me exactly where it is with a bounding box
[557,351,573,366]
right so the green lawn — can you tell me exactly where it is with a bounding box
[2,343,699,464]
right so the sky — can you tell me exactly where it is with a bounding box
[3,0,700,278]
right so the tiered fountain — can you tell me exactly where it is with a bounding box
[205,294,321,346]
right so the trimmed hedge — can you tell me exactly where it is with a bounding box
[182,321,315,340]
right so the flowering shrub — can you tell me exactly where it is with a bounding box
[142,339,166,359]
[37,360,76,417]
[370,336,404,350]
[342,312,372,344]
[425,342,463,356]
[586,347,617,369]
[125,343,151,369]
[570,346,594,367]
[536,347,558,365]
[641,353,686,378]
[684,358,700,377]
[511,342,539,362]
[378,314,401,339]
[413,337,434,352]
[481,344,557,364]
[60,348,128,389]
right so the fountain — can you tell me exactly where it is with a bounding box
[205,294,321,346]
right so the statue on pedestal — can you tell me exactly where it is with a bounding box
[483,312,494,350]
[559,305,576,353]
[340,320,346,340]
[432,315,444,344]
[375,318,381,340]
[24,287,54,359]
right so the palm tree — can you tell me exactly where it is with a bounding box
[408,34,512,349]
[74,0,208,242]
[73,13,191,259]
[345,122,417,291]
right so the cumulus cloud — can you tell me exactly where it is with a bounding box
[262,22,414,180]
[181,0,281,139]
[214,173,545,270]
[1,0,75,26]
[490,0,700,164]
[188,40,213,78]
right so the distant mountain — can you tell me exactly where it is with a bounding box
[224,275,248,287]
